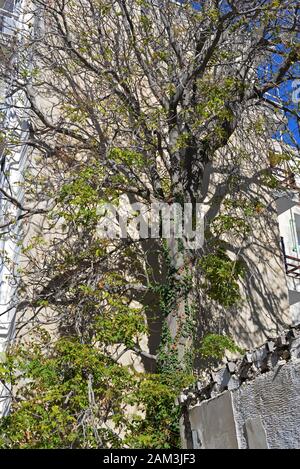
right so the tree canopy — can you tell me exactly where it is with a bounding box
[0,0,299,448]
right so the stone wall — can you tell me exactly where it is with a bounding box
[179,326,300,449]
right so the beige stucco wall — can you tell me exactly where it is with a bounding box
[199,119,290,352]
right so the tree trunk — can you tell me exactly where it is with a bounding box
[157,235,196,374]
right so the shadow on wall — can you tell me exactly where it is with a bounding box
[195,192,290,358]
[15,138,291,374]
[102,168,291,373]
[119,201,289,374]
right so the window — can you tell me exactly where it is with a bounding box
[0,1,15,14]
[294,214,300,248]
[0,1,16,35]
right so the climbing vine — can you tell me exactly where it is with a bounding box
[199,247,246,308]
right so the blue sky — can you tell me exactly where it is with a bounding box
[262,50,300,147]
[179,1,300,147]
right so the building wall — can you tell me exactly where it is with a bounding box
[180,328,300,449]
[278,201,300,325]
[232,360,300,449]
[186,361,300,449]
[199,132,291,352]
[0,0,297,425]
[0,0,29,416]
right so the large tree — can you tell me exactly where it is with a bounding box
[0,0,299,448]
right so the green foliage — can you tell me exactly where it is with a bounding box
[156,322,182,374]
[2,0,293,450]
[57,167,101,226]
[211,213,251,238]
[61,103,89,124]
[151,244,196,374]
[195,77,243,122]
[150,242,178,318]
[0,238,196,449]
[0,332,193,449]
[95,295,147,349]
[268,151,292,167]
[199,248,245,308]
[199,334,244,360]
[223,196,265,218]
[125,372,194,449]
[261,172,280,189]
[109,148,147,169]
[211,194,267,239]
[0,336,134,449]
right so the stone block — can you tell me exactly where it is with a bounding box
[227,375,240,391]
[211,367,230,388]
[252,346,268,370]
[221,368,231,390]
[189,392,239,449]
[244,352,253,364]
[210,383,221,398]
[245,417,268,449]
[179,393,188,404]
[196,381,203,391]
[191,429,202,449]
[267,352,279,369]
[266,341,275,353]
[227,361,236,374]
[277,333,288,347]
[290,337,300,360]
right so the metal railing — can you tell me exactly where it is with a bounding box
[283,254,300,278]
[280,237,300,278]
